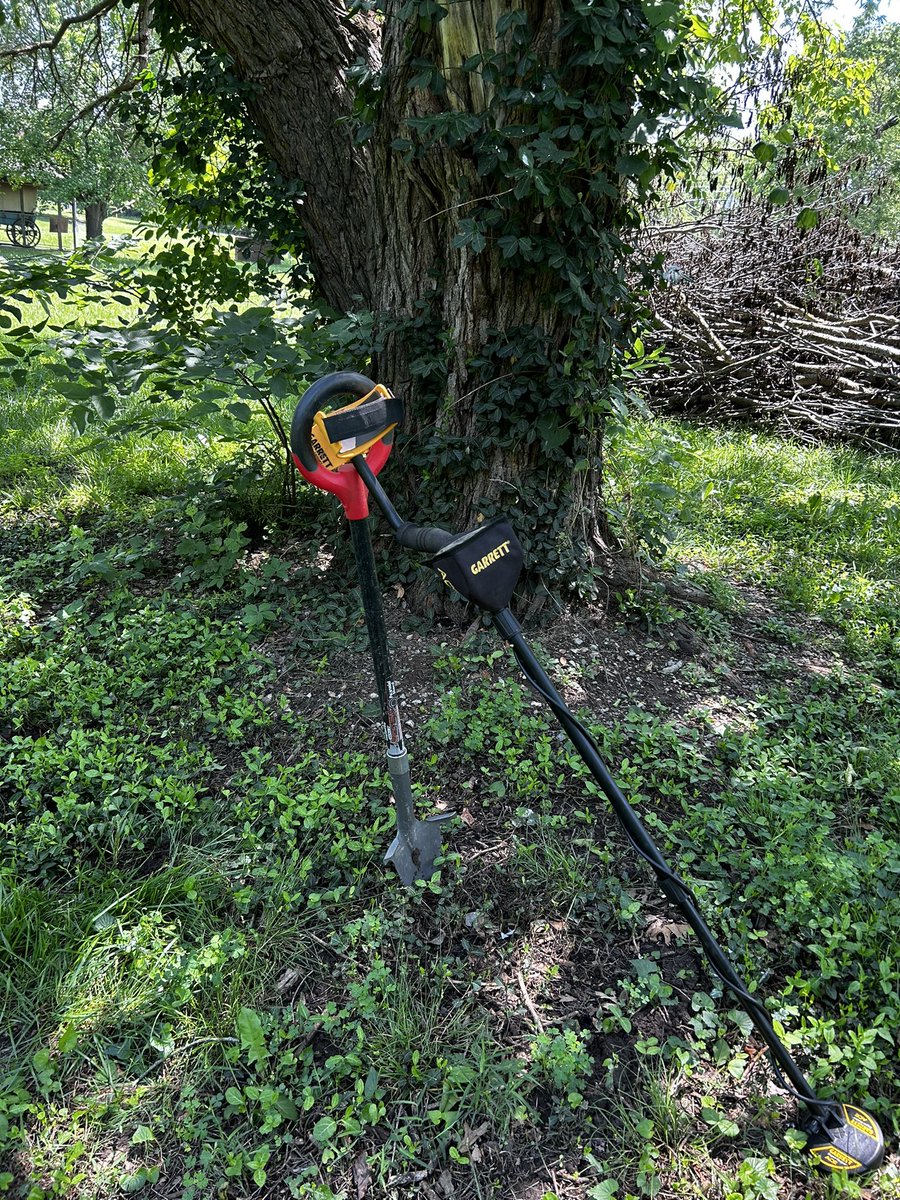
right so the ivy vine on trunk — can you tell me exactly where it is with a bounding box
[157,0,707,601]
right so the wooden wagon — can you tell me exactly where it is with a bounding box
[0,180,40,247]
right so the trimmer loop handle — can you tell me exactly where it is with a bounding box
[290,371,394,520]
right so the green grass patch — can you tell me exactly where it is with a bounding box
[611,422,900,675]
[1,378,898,1197]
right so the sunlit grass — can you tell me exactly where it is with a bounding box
[613,421,900,668]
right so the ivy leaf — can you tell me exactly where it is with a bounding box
[536,416,569,450]
[311,1115,338,1145]
[767,187,791,206]
[237,1006,269,1068]
[752,142,777,163]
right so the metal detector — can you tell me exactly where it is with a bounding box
[290,371,888,1177]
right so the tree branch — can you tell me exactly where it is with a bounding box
[51,74,139,146]
[0,0,120,60]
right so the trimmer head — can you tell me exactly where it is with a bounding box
[384,813,450,886]
[803,1103,885,1175]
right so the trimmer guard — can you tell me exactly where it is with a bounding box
[289,371,396,519]
[804,1104,886,1175]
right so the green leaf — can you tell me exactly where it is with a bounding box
[58,1022,78,1054]
[616,154,651,176]
[363,1065,379,1100]
[796,207,820,230]
[227,401,252,423]
[645,1,677,27]
[752,142,777,164]
[119,1165,160,1193]
[311,1115,337,1145]
[225,1087,244,1107]
[588,1183,618,1200]
[767,187,791,206]
[130,1125,155,1146]
[274,1093,299,1119]
[237,1007,269,1068]
[93,393,116,420]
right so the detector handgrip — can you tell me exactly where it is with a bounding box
[289,371,393,520]
[395,523,455,553]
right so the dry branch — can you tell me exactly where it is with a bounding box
[641,202,900,449]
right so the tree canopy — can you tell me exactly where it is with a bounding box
[0,0,154,230]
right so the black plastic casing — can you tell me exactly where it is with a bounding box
[429,519,523,613]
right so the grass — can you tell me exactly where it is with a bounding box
[610,421,900,675]
[0,344,899,1198]
[0,213,139,257]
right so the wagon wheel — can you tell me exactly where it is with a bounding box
[9,219,40,248]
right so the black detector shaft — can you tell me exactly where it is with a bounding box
[350,454,887,1177]
[287,373,887,1174]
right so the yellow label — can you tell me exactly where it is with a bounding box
[810,1144,862,1171]
[843,1105,878,1140]
[470,540,511,575]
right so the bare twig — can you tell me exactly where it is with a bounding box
[516,969,545,1034]
[0,0,119,60]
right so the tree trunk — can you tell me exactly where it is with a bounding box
[166,0,631,603]
[84,200,108,240]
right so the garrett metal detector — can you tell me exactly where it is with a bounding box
[290,371,888,1177]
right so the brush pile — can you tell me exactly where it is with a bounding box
[643,204,900,448]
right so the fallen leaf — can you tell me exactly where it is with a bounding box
[460,807,476,827]
[275,968,301,993]
[390,1169,430,1187]
[644,915,691,945]
[437,1168,454,1196]
[459,1120,490,1153]
[393,583,405,599]
[352,1149,371,1200]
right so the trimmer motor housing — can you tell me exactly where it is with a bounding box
[430,519,524,613]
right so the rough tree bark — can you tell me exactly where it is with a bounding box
[167,0,622,596]
[84,200,108,240]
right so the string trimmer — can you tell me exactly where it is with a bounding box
[289,371,888,1177]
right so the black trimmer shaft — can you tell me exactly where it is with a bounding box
[493,606,818,1100]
